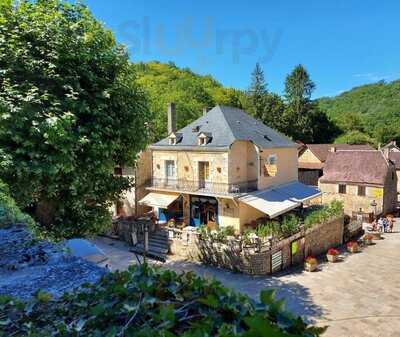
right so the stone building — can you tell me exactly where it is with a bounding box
[112,149,152,218]
[298,143,373,186]
[139,103,320,233]
[319,150,397,217]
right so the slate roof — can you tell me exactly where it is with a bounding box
[320,150,391,186]
[304,144,374,163]
[150,105,296,150]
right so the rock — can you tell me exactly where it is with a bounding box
[0,225,107,300]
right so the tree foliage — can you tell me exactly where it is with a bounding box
[318,80,400,145]
[0,0,151,238]
[134,62,245,141]
[0,264,325,337]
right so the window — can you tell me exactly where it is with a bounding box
[169,137,176,145]
[114,167,122,176]
[165,160,175,178]
[357,186,366,196]
[198,137,206,146]
[267,154,277,165]
[338,184,346,194]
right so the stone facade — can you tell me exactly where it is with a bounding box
[319,180,397,216]
[169,216,344,275]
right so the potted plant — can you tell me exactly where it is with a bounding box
[326,248,339,262]
[347,241,359,253]
[370,231,381,240]
[304,256,318,272]
[363,233,373,245]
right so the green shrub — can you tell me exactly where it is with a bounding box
[304,201,344,230]
[255,221,279,238]
[280,214,300,237]
[0,265,325,336]
[0,180,35,230]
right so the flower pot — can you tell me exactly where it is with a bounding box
[370,232,381,240]
[326,254,337,263]
[304,262,317,272]
[347,244,359,253]
[364,238,373,245]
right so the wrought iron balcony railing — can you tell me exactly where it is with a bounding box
[148,178,258,195]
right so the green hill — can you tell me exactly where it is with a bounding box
[318,80,400,145]
[133,62,245,141]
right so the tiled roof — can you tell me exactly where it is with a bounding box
[320,150,390,186]
[389,152,400,169]
[305,144,374,162]
[298,162,324,170]
[151,105,296,150]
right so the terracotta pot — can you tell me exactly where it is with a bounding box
[347,244,359,253]
[326,254,337,263]
[364,238,373,245]
[370,232,381,240]
[304,262,317,272]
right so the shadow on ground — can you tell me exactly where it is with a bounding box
[164,259,325,322]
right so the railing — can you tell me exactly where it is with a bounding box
[148,178,258,195]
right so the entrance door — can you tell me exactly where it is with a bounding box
[191,204,201,226]
[198,161,209,190]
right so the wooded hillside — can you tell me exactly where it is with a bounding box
[318,80,400,145]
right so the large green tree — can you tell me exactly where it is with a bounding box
[247,62,267,120]
[0,0,151,238]
[245,63,286,132]
[283,65,337,143]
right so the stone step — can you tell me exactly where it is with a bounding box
[130,246,166,262]
[148,236,169,246]
[135,242,169,255]
[151,231,169,239]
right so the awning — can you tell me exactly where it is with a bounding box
[239,181,321,218]
[139,192,180,209]
[277,181,321,202]
[239,189,300,218]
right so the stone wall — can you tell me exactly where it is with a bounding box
[170,216,344,275]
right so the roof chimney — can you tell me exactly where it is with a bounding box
[167,102,176,134]
[203,107,208,117]
[330,146,336,153]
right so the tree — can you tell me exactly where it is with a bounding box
[282,64,338,143]
[247,63,267,120]
[0,0,151,238]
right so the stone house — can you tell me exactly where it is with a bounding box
[139,103,320,233]
[112,149,152,218]
[319,150,397,217]
[298,143,373,186]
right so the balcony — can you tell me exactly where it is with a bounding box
[147,178,258,196]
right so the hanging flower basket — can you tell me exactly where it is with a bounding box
[326,248,339,262]
[304,256,318,272]
[347,241,359,253]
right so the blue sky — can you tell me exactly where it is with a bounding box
[84,0,400,98]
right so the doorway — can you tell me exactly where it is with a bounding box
[190,195,218,229]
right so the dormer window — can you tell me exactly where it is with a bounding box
[168,132,182,145]
[197,132,212,146]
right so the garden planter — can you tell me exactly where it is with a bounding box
[370,231,381,240]
[326,254,337,263]
[347,243,359,253]
[304,262,318,272]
